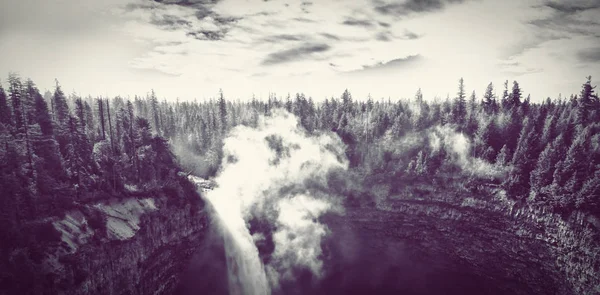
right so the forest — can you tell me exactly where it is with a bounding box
[0,73,599,282]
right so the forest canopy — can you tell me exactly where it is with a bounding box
[0,73,599,225]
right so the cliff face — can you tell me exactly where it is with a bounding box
[16,176,597,295]
[317,185,600,295]
[21,187,208,295]
[180,176,599,295]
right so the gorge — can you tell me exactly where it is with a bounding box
[1,76,600,295]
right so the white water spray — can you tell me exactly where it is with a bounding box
[197,110,348,294]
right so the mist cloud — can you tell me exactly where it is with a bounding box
[202,109,348,293]
[428,125,507,179]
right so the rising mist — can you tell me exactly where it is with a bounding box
[197,109,348,294]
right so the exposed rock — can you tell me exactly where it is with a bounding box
[319,187,600,295]
[34,191,207,295]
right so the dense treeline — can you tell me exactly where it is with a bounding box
[0,74,599,224]
[0,73,197,274]
[0,74,185,221]
[136,76,600,217]
[0,73,205,293]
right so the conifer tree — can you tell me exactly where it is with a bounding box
[8,74,25,134]
[33,91,53,136]
[218,89,227,134]
[452,78,467,127]
[0,84,13,128]
[482,82,496,114]
[97,98,106,140]
[576,76,598,125]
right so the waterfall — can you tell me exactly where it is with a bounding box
[187,110,348,295]
[206,187,270,295]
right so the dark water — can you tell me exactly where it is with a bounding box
[176,220,512,295]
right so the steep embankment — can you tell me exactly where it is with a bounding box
[183,171,600,295]
[319,184,600,295]
[2,179,208,295]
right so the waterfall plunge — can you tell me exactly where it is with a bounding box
[194,110,348,295]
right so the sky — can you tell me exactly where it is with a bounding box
[0,0,599,102]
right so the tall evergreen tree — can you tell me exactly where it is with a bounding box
[509,80,522,109]
[52,80,70,128]
[106,99,115,154]
[218,89,227,134]
[33,91,53,136]
[452,78,467,127]
[576,76,598,125]
[501,80,510,110]
[149,90,161,136]
[0,84,13,128]
[483,82,497,114]
[8,74,25,134]
[97,98,106,140]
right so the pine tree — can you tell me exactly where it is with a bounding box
[84,100,95,141]
[414,88,423,105]
[465,90,478,136]
[452,78,467,127]
[23,79,39,126]
[74,97,86,134]
[52,80,70,128]
[106,99,115,154]
[149,90,161,136]
[576,76,598,125]
[97,98,106,140]
[126,101,140,183]
[8,74,35,179]
[33,91,53,136]
[474,119,500,161]
[509,80,522,109]
[0,84,13,128]
[8,73,25,134]
[530,135,564,199]
[501,80,510,110]
[218,89,227,134]
[577,170,600,211]
[508,117,538,197]
[555,128,592,193]
[483,82,497,114]
[341,89,353,116]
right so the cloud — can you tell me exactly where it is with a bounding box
[498,60,544,77]
[526,0,600,41]
[499,0,600,68]
[375,31,393,41]
[123,0,238,41]
[131,67,183,78]
[372,0,471,17]
[186,30,227,40]
[402,29,420,39]
[150,14,193,30]
[348,54,422,73]
[0,0,124,35]
[262,43,332,65]
[428,125,507,179]
[261,34,309,43]
[542,0,600,14]
[342,17,375,28]
[321,33,341,40]
[577,47,600,63]
[375,29,421,41]
[5,0,595,102]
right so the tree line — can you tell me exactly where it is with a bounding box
[0,73,599,226]
[0,74,182,228]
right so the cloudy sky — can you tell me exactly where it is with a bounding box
[1,0,599,102]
